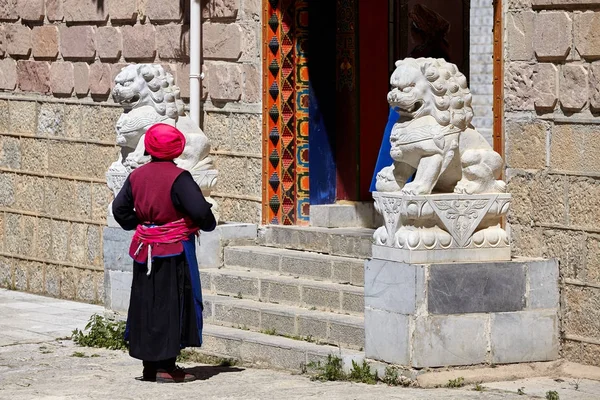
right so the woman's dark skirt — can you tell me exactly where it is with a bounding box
[126,240,203,362]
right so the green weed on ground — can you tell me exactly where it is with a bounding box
[72,314,128,351]
[546,391,560,400]
[446,377,465,388]
[306,356,407,386]
[176,349,237,367]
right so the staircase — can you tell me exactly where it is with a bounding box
[198,225,374,371]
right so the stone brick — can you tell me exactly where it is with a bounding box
[302,285,340,311]
[8,100,36,134]
[589,62,600,110]
[508,0,531,9]
[207,62,242,102]
[0,257,12,288]
[203,23,242,60]
[428,262,526,314]
[242,0,260,19]
[527,259,560,309]
[36,218,51,259]
[505,119,547,170]
[563,284,600,340]
[73,62,90,96]
[60,26,96,61]
[14,174,44,212]
[551,124,600,173]
[69,223,86,264]
[146,0,181,22]
[60,267,77,299]
[45,264,60,296]
[532,173,567,225]
[81,105,121,142]
[77,269,96,302]
[73,181,92,219]
[281,254,330,279]
[585,235,600,286]
[17,61,50,93]
[0,174,14,206]
[507,12,534,61]
[239,21,258,62]
[50,62,74,96]
[224,247,280,272]
[211,273,259,299]
[43,179,73,219]
[26,261,44,293]
[212,0,239,19]
[46,0,62,21]
[542,229,586,280]
[89,62,112,97]
[92,183,112,221]
[297,316,327,339]
[156,24,189,60]
[364,259,418,314]
[0,25,5,57]
[63,0,108,22]
[96,27,122,61]
[109,0,138,21]
[32,26,59,59]
[260,311,296,336]
[505,62,534,111]
[491,311,559,364]
[568,177,600,230]
[532,63,558,110]
[176,63,190,98]
[575,12,600,60]
[216,197,261,223]
[0,0,18,21]
[0,100,7,133]
[17,0,44,21]
[14,260,26,291]
[122,24,156,61]
[21,137,47,171]
[413,315,488,368]
[6,24,31,57]
[534,12,572,61]
[241,64,260,103]
[532,0,600,5]
[230,113,261,154]
[0,58,17,90]
[328,320,364,348]
[560,64,588,111]
[261,280,300,304]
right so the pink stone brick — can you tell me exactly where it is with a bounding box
[73,62,89,96]
[212,0,239,19]
[122,24,156,61]
[0,0,18,21]
[50,62,74,95]
[60,26,96,60]
[109,0,138,21]
[89,62,111,96]
[32,26,59,59]
[146,0,181,22]
[17,0,44,21]
[6,24,32,57]
[0,25,6,56]
[63,0,108,22]
[96,26,122,61]
[156,24,189,60]
[207,62,241,102]
[46,0,63,21]
[203,23,242,60]
[0,58,17,89]
[242,63,260,103]
[17,60,50,93]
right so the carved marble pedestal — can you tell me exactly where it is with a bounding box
[372,192,512,263]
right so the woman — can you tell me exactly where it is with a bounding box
[112,123,216,383]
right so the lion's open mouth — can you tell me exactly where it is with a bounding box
[396,101,422,117]
[119,94,140,110]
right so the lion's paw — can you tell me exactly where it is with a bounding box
[401,182,431,195]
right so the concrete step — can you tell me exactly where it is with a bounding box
[201,323,364,372]
[257,225,374,259]
[224,245,365,287]
[200,267,364,316]
[203,294,364,350]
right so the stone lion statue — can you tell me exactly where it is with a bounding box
[376,58,506,195]
[110,64,213,173]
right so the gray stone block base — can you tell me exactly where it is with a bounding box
[310,203,382,228]
[364,257,559,368]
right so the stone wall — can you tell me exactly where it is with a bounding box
[504,0,600,366]
[470,0,494,144]
[0,0,262,299]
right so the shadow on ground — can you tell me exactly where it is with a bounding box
[185,365,245,381]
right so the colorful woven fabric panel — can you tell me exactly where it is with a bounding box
[263,0,310,225]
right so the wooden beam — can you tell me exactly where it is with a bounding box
[492,0,504,159]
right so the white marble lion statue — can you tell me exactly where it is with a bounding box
[376,58,506,195]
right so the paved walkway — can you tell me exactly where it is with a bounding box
[1,288,600,400]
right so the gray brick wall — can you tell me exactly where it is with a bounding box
[470,0,494,145]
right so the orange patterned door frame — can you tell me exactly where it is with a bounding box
[262,0,310,226]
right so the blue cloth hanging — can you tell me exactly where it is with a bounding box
[369,107,399,192]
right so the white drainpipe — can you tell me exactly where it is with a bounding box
[189,0,202,127]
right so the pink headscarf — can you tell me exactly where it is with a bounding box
[144,123,186,160]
